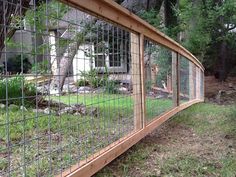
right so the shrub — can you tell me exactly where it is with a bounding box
[75,79,89,87]
[80,69,103,88]
[104,80,119,94]
[3,55,32,74]
[0,75,36,104]
[31,60,50,74]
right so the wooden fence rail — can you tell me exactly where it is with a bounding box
[54,0,205,176]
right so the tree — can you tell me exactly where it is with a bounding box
[178,0,236,81]
[0,0,31,54]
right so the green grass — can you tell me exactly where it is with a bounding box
[95,103,236,177]
[172,103,236,135]
[0,93,173,176]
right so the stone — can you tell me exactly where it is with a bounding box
[0,103,5,109]
[228,83,234,88]
[33,109,44,113]
[216,90,226,104]
[57,106,75,115]
[77,86,92,94]
[20,106,28,111]
[118,87,129,94]
[88,107,98,117]
[43,108,55,114]
[74,112,81,116]
[93,88,105,94]
[156,95,164,99]
[9,104,18,111]
[37,85,49,94]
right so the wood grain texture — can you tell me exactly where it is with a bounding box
[58,0,204,71]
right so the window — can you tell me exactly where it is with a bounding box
[93,41,128,73]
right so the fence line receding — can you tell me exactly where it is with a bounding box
[0,0,204,176]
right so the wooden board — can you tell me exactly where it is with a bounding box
[131,33,142,130]
[59,0,204,72]
[60,100,203,177]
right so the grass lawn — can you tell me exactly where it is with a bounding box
[95,103,236,177]
[0,93,173,176]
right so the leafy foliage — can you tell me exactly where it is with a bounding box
[178,0,236,78]
[79,69,103,88]
[3,55,32,74]
[0,75,36,104]
[31,60,50,74]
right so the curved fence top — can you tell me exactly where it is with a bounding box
[0,0,204,177]
[59,0,204,71]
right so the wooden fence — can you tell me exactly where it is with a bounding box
[58,0,204,176]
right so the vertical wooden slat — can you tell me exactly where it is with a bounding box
[172,52,179,107]
[139,34,146,127]
[189,62,195,100]
[196,67,200,100]
[131,33,142,130]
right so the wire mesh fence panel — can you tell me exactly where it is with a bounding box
[179,56,190,103]
[0,0,142,176]
[0,0,205,176]
[200,70,204,100]
[144,38,174,123]
[189,61,197,101]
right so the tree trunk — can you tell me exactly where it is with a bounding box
[50,35,84,94]
[218,40,227,81]
[50,19,96,94]
[0,0,31,54]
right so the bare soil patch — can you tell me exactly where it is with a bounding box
[95,107,236,177]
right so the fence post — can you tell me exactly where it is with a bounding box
[131,33,142,130]
[189,62,195,100]
[139,34,146,127]
[196,68,201,100]
[172,52,180,107]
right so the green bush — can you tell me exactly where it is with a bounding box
[31,60,50,74]
[0,76,36,104]
[80,69,103,88]
[4,55,32,74]
[104,80,119,94]
[79,69,119,94]
[75,79,90,87]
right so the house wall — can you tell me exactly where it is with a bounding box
[0,30,44,67]
[72,44,92,82]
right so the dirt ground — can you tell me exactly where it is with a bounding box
[205,76,236,100]
[95,119,235,176]
[94,77,236,177]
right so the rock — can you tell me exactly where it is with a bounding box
[93,88,105,94]
[49,88,60,96]
[62,84,78,93]
[20,106,28,111]
[37,85,49,94]
[216,90,226,104]
[57,106,76,115]
[148,91,155,96]
[0,103,5,109]
[156,95,164,99]
[118,87,129,94]
[228,83,234,88]
[167,94,173,99]
[73,112,81,116]
[33,109,44,113]
[43,108,55,114]
[88,107,98,117]
[77,86,92,94]
[9,104,18,111]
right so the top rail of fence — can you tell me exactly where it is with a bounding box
[59,0,204,71]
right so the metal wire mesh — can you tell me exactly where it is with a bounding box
[0,0,204,176]
[0,1,141,176]
[144,38,174,122]
[179,56,190,103]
